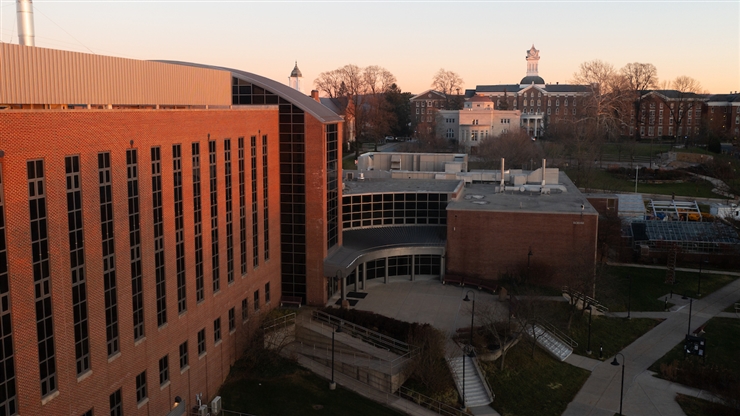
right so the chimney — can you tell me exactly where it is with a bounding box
[541,159,546,187]
[310,90,320,102]
[16,0,35,46]
[500,157,505,189]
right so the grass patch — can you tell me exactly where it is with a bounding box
[596,266,737,312]
[342,157,357,170]
[564,168,717,198]
[485,343,590,416]
[565,313,662,360]
[723,303,740,313]
[219,349,403,416]
[676,394,738,416]
[649,317,740,380]
[601,143,672,158]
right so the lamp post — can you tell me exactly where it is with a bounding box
[697,255,704,297]
[586,305,593,355]
[330,324,342,390]
[463,290,476,354]
[627,274,632,320]
[611,353,626,416]
[687,298,693,336]
[634,166,639,193]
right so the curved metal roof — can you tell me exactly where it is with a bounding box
[323,226,447,276]
[157,60,343,124]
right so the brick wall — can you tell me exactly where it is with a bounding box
[0,108,281,415]
[446,210,598,281]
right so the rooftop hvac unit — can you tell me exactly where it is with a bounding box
[196,405,209,416]
[210,396,222,415]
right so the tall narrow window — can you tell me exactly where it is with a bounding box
[250,136,259,267]
[241,298,248,322]
[109,389,122,416]
[0,167,18,414]
[135,371,147,404]
[127,149,145,341]
[179,341,188,370]
[98,153,120,357]
[326,124,339,249]
[29,159,57,397]
[152,147,167,327]
[213,318,221,344]
[228,308,235,332]
[173,145,186,313]
[159,355,169,386]
[224,139,234,284]
[262,135,269,261]
[265,282,271,304]
[197,329,206,356]
[66,155,90,376]
[209,140,220,293]
[238,137,247,276]
[254,290,260,311]
[192,143,205,303]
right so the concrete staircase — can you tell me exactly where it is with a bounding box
[526,324,573,361]
[448,354,493,408]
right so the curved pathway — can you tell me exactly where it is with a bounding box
[562,277,740,416]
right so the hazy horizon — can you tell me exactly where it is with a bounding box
[1,1,738,95]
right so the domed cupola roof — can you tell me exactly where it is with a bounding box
[520,75,545,85]
[290,62,302,78]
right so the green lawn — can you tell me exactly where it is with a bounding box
[649,317,740,381]
[564,168,717,198]
[484,343,590,416]
[565,313,662,360]
[596,266,737,312]
[219,350,403,416]
[601,143,672,158]
[676,394,738,416]
[342,157,357,170]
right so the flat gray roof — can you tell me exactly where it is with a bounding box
[343,179,463,195]
[446,172,597,215]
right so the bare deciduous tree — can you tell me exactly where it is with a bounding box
[621,63,659,141]
[314,65,398,152]
[658,76,705,146]
[431,68,464,109]
[477,129,544,169]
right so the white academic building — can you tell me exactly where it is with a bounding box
[438,95,521,151]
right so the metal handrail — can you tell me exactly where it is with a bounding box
[312,310,413,355]
[261,313,296,334]
[469,350,495,404]
[537,319,578,348]
[561,286,609,313]
[395,385,468,416]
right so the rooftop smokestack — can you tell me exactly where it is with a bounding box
[16,0,36,46]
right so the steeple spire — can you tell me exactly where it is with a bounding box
[289,61,303,93]
[526,45,540,78]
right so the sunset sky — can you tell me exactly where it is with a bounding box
[1,1,738,95]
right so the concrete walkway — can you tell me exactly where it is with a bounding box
[563,277,740,416]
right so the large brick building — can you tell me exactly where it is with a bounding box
[0,43,342,416]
